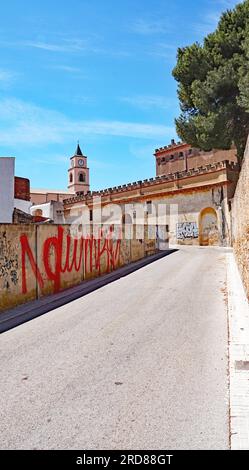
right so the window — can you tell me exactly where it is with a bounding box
[89,209,93,221]
[79,172,86,182]
[188,148,192,155]
[69,173,73,183]
[179,152,184,158]
[146,200,152,215]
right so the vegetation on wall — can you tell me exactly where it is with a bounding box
[173,0,249,162]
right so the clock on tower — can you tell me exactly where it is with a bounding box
[68,143,90,194]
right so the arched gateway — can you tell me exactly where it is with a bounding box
[199,207,220,246]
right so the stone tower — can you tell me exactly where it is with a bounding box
[68,143,90,194]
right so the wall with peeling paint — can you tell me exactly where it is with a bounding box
[232,137,249,300]
[148,188,227,246]
[0,224,157,312]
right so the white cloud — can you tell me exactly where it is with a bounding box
[47,65,88,78]
[130,19,169,35]
[0,37,130,58]
[120,95,177,110]
[31,155,68,165]
[0,69,17,87]
[18,38,90,53]
[49,65,83,73]
[149,43,177,61]
[0,98,175,146]
[195,12,221,37]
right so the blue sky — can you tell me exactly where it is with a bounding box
[0,0,239,190]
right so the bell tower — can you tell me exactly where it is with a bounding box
[68,143,90,194]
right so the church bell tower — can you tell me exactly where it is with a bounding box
[68,143,90,194]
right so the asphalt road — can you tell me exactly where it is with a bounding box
[0,247,229,450]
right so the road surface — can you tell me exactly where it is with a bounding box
[0,247,229,450]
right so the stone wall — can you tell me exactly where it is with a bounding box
[143,186,230,246]
[232,137,249,299]
[13,208,33,224]
[0,224,157,312]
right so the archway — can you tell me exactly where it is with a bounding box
[199,207,219,246]
[79,172,86,182]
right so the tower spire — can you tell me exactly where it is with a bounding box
[75,142,83,156]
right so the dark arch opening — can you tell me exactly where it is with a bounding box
[79,172,86,183]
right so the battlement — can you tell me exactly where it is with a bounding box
[154,139,189,155]
[63,160,239,205]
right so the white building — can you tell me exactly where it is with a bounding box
[30,201,65,223]
[0,157,15,223]
[14,198,32,214]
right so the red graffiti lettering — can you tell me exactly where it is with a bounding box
[20,234,44,294]
[20,226,121,295]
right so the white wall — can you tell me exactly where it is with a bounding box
[14,198,32,214]
[0,157,15,223]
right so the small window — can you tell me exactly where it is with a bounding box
[170,154,174,160]
[69,173,73,183]
[89,209,93,221]
[188,148,192,155]
[79,172,86,183]
[179,152,184,158]
[146,200,152,215]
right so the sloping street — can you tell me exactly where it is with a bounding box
[0,247,230,450]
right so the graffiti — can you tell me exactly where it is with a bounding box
[0,224,157,311]
[20,226,121,294]
[176,222,199,240]
[0,231,19,289]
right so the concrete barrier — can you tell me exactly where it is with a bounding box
[0,224,157,312]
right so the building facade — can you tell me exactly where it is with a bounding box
[155,139,237,176]
[0,157,15,223]
[63,142,239,247]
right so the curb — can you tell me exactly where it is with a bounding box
[226,251,249,450]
